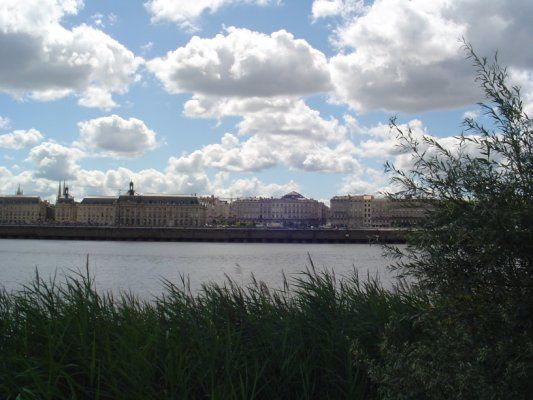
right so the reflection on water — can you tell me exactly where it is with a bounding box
[0,239,400,298]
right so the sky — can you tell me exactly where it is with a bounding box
[0,0,532,203]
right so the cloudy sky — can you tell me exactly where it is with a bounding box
[1,0,531,202]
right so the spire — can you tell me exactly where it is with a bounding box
[16,184,23,196]
[57,181,62,200]
[128,180,135,196]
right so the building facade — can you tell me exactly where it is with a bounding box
[55,182,77,223]
[77,197,116,225]
[200,195,230,224]
[115,181,206,227]
[330,195,428,228]
[0,186,50,224]
[230,192,328,227]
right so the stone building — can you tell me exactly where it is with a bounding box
[230,192,328,227]
[0,186,50,224]
[329,194,428,228]
[77,197,116,225]
[55,182,77,223]
[115,181,206,227]
[200,195,230,224]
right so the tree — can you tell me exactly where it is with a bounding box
[372,44,533,399]
[387,42,532,298]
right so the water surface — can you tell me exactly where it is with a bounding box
[0,239,399,298]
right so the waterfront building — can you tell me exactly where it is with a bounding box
[0,186,50,224]
[115,181,206,227]
[77,197,116,225]
[200,195,230,224]
[329,194,428,228]
[230,192,328,227]
[55,182,77,223]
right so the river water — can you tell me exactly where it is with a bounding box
[0,239,400,298]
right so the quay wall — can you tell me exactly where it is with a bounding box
[0,225,408,244]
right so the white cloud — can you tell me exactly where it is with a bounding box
[147,27,331,98]
[76,115,158,158]
[140,41,154,55]
[328,0,533,113]
[311,0,366,20]
[0,0,142,109]
[0,128,44,150]
[462,110,479,120]
[0,116,10,129]
[509,67,533,115]
[90,12,117,28]
[0,161,299,201]
[145,0,280,31]
[168,131,359,174]
[338,172,385,195]
[0,167,53,198]
[26,141,84,180]
[186,96,347,142]
[219,177,299,199]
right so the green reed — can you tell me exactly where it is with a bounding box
[0,260,426,400]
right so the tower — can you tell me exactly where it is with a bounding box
[15,184,23,196]
[57,181,62,200]
[128,180,135,196]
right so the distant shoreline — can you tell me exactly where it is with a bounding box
[0,225,408,244]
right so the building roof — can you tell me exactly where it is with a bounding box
[56,197,75,204]
[281,191,305,200]
[81,196,116,205]
[0,195,41,204]
[117,194,200,205]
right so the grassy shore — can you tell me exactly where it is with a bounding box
[0,262,426,399]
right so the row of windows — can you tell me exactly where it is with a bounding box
[119,218,200,226]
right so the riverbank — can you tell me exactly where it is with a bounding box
[0,266,424,399]
[0,225,408,243]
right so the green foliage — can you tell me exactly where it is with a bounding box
[0,265,426,400]
[376,44,533,399]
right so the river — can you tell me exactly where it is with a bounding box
[0,239,400,298]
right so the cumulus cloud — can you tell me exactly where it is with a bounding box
[311,0,366,20]
[0,129,44,150]
[338,170,386,195]
[328,0,533,113]
[146,26,362,175]
[0,0,142,109]
[219,177,299,199]
[183,94,361,173]
[73,165,298,199]
[0,167,52,198]
[76,115,158,158]
[26,141,84,180]
[145,0,280,31]
[186,96,347,142]
[168,131,359,174]
[147,27,331,98]
[0,163,298,201]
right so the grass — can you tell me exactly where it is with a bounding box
[0,260,427,399]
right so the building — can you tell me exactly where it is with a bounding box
[115,181,206,227]
[230,192,328,227]
[77,197,116,225]
[0,186,50,224]
[55,182,77,223]
[200,195,230,224]
[329,194,428,228]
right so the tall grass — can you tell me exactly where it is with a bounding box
[0,261,426,399]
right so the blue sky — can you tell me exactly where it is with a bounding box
[0,0,532,202]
